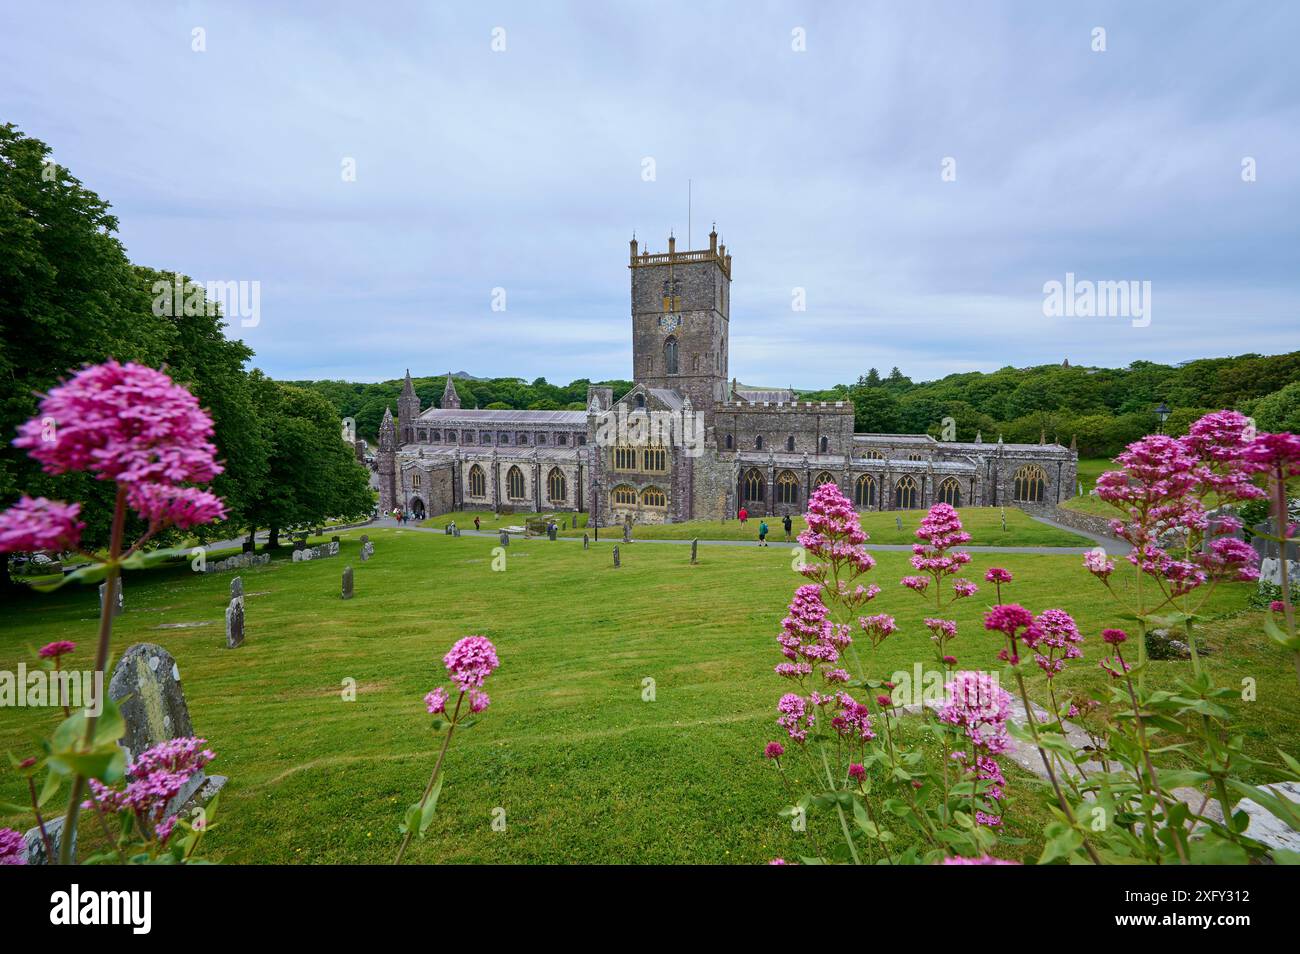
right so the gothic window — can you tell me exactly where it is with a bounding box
[814,471,836,488]
[664,336,678,375]
[725,434,733,449]
[863,449,885,460]
[641,486,667,508]
[894,475,920,510]
[776,470,799,505]
[614,447,637,470]
[938,477,962,507]
[557,433,567,445]
[908,453,923,461]
[854,473,877,508]
[577,435,587,445]
[417,429,427,442]
[412,473,422,489]
[755,435,764,450]
[742,468,765,503]
[786,435,795,452]
[517,432,529,444]
[820,436,829,454]
[468,464,486,497]
[480,431,491,443]
[547,467,566,502]
[612,484,637,506]
[498,432,510,444]
[1013,464,1047,503]
[636,393,646,409]
[431,430,441,442]
[537,433,546,444]
[507,466,525,500]
[643,447,667,472]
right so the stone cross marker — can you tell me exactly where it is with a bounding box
[108,643,226,810]
[99,578,123,618]
[583,533,589,550]
[225,591,245,649]
[691,538,698,564]
[341,565,354,600]
[613,545,621,568]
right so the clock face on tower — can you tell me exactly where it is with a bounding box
[659,313,681,332]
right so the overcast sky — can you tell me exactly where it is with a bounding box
[3,1,1296,387]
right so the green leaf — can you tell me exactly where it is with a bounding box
[1263,614,1300,651]
[417,774,445,835]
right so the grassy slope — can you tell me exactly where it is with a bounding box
[425,506,1093,547]
[0,529,1287,864]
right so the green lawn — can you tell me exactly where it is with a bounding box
[426,506,1093,548]
[0,529,1288,864]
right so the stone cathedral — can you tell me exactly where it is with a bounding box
[376,228,1076,525]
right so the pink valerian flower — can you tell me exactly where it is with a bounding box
[0,496,84,554]
[803,482,868,545]
[126,482,228,531]
[1100,656,1131,679]
[38,640,77,660]
[1101,628,1128,645]
[901,576,929,593]
[777,693,814,743]
[831,692,875,742]
[938,671,1012,826]
[858,613,897,647]
[1182,411,1267,501]
[774,661,813,680]
[940,854,1021,865]
[1083,549,1115,580]
[1027,609,1083,679]
[1243,432,1300,479]
[983,604,1034,638]
[848,763,866,783]
[0,827,25,865]
[13,361,223,486]
[86,737,215,843]
[1202,536,1259,583]
[424,687,448,714]
[914,503,971,551]
[443,635,500,691]
[984,568,1012,584]
[925,618,958,655]
[823,668,850,683]
[952,579,978,598]
[768,858,790,865]
[1272,601,1287,613]
[764,741,785,760]
[468,690,490,714]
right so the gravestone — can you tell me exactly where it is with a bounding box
[225,591,245,649]
[895,515,902,532]
[23,815,75,865]
[99,578,123,617]
[499,530,510,547]
[583,533,589,550]
[292,549,303,563]
[548,524,558,541]
[1000,509,1007,532]
[623,523,631,544]
[360,540,374,562]
[108,644,226,814]
[341,565,354,600]
[242,539,255,553]
[613,546,620,568]
[691,538,698,564]
[230,576,243,600]
[453,526,461,538]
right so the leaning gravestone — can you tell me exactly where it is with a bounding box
[613,545,621,568]
[583,533,589,550]
[108,644,226,814]
[691,538,698,565]
[342,565,354,600]
[225,588,245,649]
[99,578,124,618]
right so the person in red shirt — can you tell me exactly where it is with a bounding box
[738,506,748,524]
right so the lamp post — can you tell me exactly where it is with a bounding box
[1155,402,1171,435]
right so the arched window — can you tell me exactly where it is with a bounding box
[908,453,923,461]
[643,447,667,472]
[447,430,457,442]
[411,472,422,489]
[635,393,646,409]
[894,475,919,509]
[517,432,529,445]
[417,429,427,442]
[814,471,836,488]
[725,434,733,449]
[614,447,637,470]
[863,449,885,460]
[1013,464,1046,503]
[507,466,525,499]
[776,470,799,505]
[664,337,678,375]
[612,484,637,505]
[938,477,962,507]
[468,464,486,497]
[786,435,795,452]
[755,435,764,450]
[547,467,566,502]
[641,486,667,508]
[431,430,441,442]
[820,436,829,453]
[854,473,876,508]
[742,468,765,503]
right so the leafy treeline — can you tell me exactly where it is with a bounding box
[0,123,372,591]
[293,377,633,442]
[794,357,1300,456]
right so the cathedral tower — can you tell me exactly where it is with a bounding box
[377,406,398,512]
[397,369,420,445]
[629,226,731,420]
[440,373,461,410]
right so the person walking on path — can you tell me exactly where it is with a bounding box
[474,516,481,532]
[783,513,792,542]
[739,506,748,524]
[758,519,769,547]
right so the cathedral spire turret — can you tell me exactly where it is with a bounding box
[441,372,462,410]
[397,371,420,444]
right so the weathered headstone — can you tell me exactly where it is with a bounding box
[23,815,75,866]
[623,523,631,544]
[1000,509,1007,532]
[499,530,510,547]
[341,565,354,600]
[548,524,558,541]
[108,644,226,813]
[222,595,243,655]
[613,545,621,568]
[360,540,374,561]
[895,515,903,532]
[691,538,698,564]
[583,533,589,550]
[99,578,123,617]
[230,576,243,600]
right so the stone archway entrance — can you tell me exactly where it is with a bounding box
[409,497,426,520]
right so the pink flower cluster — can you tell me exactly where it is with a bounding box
[426,635,500,718]
[0,827,25,865]
[1023,608,1083,679]
[38,640,77,660]
[937,671,1011,826]
[797,483,876,580]
[1,361,228,552]
[777,692,814,743]
[86,737,215,844]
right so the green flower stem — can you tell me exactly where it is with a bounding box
[394,689,464,865]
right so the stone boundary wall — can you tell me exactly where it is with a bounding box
[1050,503,1119,542]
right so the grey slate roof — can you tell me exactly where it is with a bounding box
[415,408,587,426]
